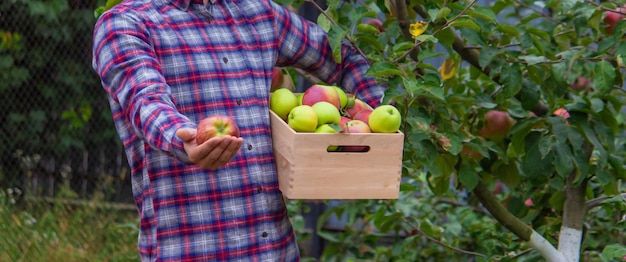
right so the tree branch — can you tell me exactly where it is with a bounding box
[585,193,626,211]
[401,216,486,257]
[472,180,533,240]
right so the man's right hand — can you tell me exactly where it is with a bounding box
[175,128,244,170]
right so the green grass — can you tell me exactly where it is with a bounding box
[0,189,140,262]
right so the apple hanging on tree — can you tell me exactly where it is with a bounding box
[604,7,626,35]
[479,110,516,141]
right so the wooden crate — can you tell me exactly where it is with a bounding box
[269,110,404,199]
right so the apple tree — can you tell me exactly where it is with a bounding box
[278,0,626,261]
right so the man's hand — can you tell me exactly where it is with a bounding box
[176,128,243,170]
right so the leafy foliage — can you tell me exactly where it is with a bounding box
[299,0,626,260]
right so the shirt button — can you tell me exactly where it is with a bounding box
[262,232,268,238]
[222,57,228,63]
[236,99,242,105]
[257,186,263,193]
[247,144,253,150]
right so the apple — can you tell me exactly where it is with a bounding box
[331,86,349,109]
[316,124,341,134]
[339,116,351,131]
[570,76,590,91]
[368,105,402,133]
[315,124,342,151]
[301,84,341,109]
[287,105,318,132]
[196,115,240,144]
[479,110,515,141]
[604,8,625,35]
[345,98,370,118]
[270,67,284,92]
[270,88,299,121]
[364,18,384,32]
[343,119,371,133]
[341,120,371,152]
[524,198,534,207]
[296,93,304,105]
[461,144,483,161]
[312,101,341,126]
[352,109,372,126]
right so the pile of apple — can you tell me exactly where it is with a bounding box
[270,84,402,134]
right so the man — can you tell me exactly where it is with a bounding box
[92,0,385,260]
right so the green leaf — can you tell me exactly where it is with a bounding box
[328,25,347,64]
[450,18,480,31]
[593,60,616,94]
[508,118,536,158]
[478,46,499,69]
[367,61,404,77]
[496,24,520,37]
[468,7,497,22]
[601,244,626,261]
[414,34,438,43]
[317,14,332,32]
[548,191,565,211]
[499,63,523,100]
[458,164,479,191]
[492,161,522,189]
[554,143,574,177]
[538,135,557,160]
[519,55,547,65]
[522,132,553,181]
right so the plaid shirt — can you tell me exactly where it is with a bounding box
[92,0,384,261]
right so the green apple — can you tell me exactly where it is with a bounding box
[296,93,304,105]
[331,86,348,109]
[287,105,318,132]
[270,88,299,121]
[368,105,401,133]
[312,101,341,125]
[316,123,342,152]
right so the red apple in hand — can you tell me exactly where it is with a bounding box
[196,115,240,144]
[479,110,515,141]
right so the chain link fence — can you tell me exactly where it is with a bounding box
[0,0,326,203]
[1,0,134,204]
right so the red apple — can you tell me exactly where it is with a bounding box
[352,109,372,125]
[301,84,341,110]
[479,110,516,141]
[604,8,626,35]
[524,198,534,207]
[364,19,384,32]
[461,144,483,161]
[343,119,371,133]
[570,76,590,91]
[196,115,240,144]
[341,120,371,152]
[345,98,370,118]
[270,67,284,92]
